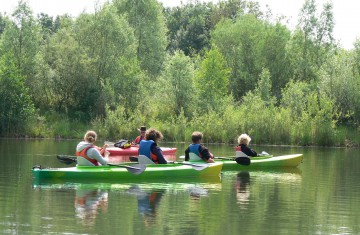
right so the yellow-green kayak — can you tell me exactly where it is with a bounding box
[216,154,303,171]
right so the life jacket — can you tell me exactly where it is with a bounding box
[138,140,159,164]
[76,145,100,166]
[235,145,248,157]
[188,144,203,161]
[134,136,144,145]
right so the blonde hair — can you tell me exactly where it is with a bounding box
[84,130,97,143]
[238,134,251,145]
[145,128,163,142]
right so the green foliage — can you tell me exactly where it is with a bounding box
[1,1,41,96]
[157,50,196,117]
[194,46,230,112]
[0,58,35,135]
[0,0,356,146]
[212,14,291,101]
[289,0,335,82]
[114,0,167,78]
[165,2,213,56]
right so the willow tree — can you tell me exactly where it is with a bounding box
[74,4,141,116]
[114,0,167,78]
[0,51,35,135]
[288,0,335,82]
[194,46,230,113]
[1,1,41,98]
[156,50,196,118]
[165,2,213,56]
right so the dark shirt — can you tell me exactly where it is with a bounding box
[237,144,258,157]
[151,143,167,164]
[185,144,213,161]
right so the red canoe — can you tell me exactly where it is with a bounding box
[107,146,177,156]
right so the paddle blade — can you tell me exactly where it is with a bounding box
[235,156,251,166]
[138,155,156,165]
[125,164,146,175]
[57,155,77,165]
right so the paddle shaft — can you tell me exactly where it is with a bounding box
[56,155,146,174]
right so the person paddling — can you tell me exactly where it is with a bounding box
[185,131,215,163]
[76,130,109,166]
[138,128,167,164]
[236,134,258,157]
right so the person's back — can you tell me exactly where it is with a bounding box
[138,128,167,164]
[185,131,214,163]
[76,131,108,166]
[236,134,257,157]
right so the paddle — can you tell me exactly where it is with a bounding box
[235,151,272,166]
[57,155,77,164]
[56,155,146,175]
[137,155,209,171]
[130,156,139,162]
[235,156,251,166]
[179,154,251,166]
[169,161,209,171]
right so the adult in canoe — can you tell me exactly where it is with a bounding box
[76,130,109,166]
[133,126,147,145]
[236,134,258,157]
[138,128,167,164]
[185,131,215,163]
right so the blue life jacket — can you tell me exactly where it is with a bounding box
[139,140,155,160]
[189,144,200,156]
[188,144,203,161]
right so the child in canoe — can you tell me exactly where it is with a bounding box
[185,131,215,163]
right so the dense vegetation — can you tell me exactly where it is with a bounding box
[1,0,360,146]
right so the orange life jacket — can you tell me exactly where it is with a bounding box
[76,145,101,166]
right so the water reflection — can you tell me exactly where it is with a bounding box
[229,168,303,209]
[126,185,165,226]
[74,188,109,226]
[32,178,222,227]
[236,171,251,206]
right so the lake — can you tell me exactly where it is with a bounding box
[0,138,359,234]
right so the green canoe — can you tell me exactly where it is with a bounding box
[217,154,303,171]
[32,162,223,182]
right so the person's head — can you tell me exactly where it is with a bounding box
[238,134,251,146]
[191,131,203,143]
[139,126,146,136]
[145,128,163,142]
[84,130,97,143]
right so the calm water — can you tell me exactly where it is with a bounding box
[0,139,360,235]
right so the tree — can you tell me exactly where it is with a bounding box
[1,1,41,95]
[0,13,8,35]
[194,46,230,112]
[165,2,213,56]
[288,0,335,82]
[74,4,141,116]
[0,56,35,135]
[158,50,196,117]
[114,0,167,78]
[319,48,360,125]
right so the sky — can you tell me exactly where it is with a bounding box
[1,0,359,50]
